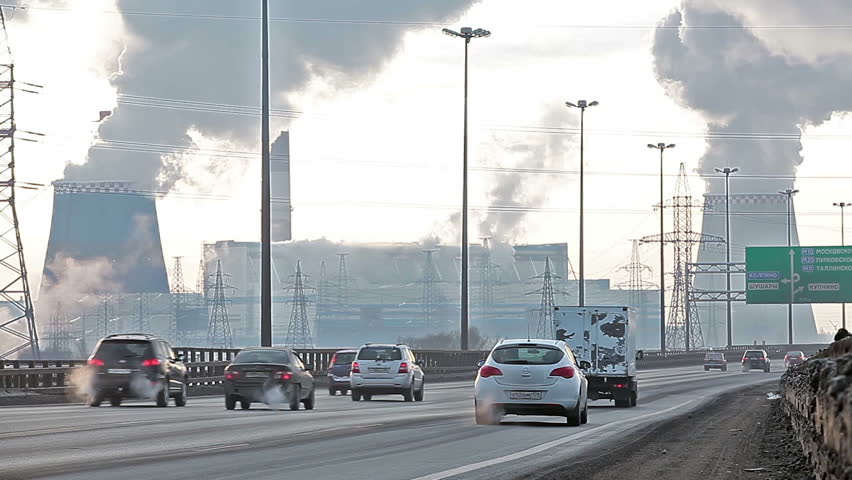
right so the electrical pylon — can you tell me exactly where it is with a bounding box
[285,260,314,348]
[641,163,725,350]
[0,9,39,359]
[477,237,494,311]
[421,249,443,328]
[526,258,568,338]
[135,293,149,333]
[335,253,349,306]
[169,257,187,344]
[196,258,207,303]
[207,260,234,349]
[615,240,657,309]
[96,295,111,338]
[46,310,70,353]
[316,259,332,326]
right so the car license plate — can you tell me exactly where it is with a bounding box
[509,391,542,400]
[246,372,268,378]
[369,367,389,373]
[107,369,131,374]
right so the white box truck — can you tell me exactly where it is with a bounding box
[553,305,638,407]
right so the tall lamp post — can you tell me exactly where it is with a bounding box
[833,201,849,329]
[260,0,272,347]
[715,167,739,348]
[566,100,598,307]
[779,188,799,344]
[648,142,676,352]
[443,26,490,350]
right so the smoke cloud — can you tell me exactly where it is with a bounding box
[651,1,852,193]
[59,0,480,189]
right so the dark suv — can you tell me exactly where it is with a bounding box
[87,334,189,407]
[741,349,771,372]
[703,351,727,371]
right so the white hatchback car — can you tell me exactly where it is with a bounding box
[350,344,425,402]
[474,339,589,426]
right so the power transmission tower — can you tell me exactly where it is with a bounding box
[46,310,70,354]
[285,260,314,348]
[0,10,39,359]
[169,256,187,345]
[207,260,234,349]
[335,253,349,306]
[615,240,657,309]
[526,258,568,338]
[196,258,207,304]
[135,293,149,332]
[478,237,495,311]
[421,249,443,328]
[641,164,724,350]
[96,295,112,338]
[316,259,332,326]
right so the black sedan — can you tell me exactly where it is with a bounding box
[223,347,315,410]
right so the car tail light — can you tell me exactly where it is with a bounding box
[280,371,293,381]
[398,362,409,374]
[351,361,361,374]
[479,365,503,378]
[141,358,161,367]
[549,366,576,379]
[329,354,337,370]
[225,371,240,380]
[614,383,627,388]
[88,358,104,366]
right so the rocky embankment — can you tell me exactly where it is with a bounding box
[780,337,852,480]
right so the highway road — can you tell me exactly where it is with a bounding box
[1,366,785,480]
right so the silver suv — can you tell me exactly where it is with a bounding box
[350,344,425,402]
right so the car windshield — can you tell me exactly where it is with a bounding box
[491,346,564,365]
[786,351,804,357]
[706,353,724,360]
[334,352,356,364]
[358,347,402,361]
[95,341,153,360]
[744,351,765,358]
[232,350,290,365]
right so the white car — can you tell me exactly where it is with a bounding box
[350,344,425,402]
[474,339,589,426]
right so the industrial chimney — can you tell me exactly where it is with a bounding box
[271,131,292,241]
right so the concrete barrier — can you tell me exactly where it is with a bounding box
[780,337,852,480]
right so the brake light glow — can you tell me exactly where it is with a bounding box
[479,365,503,378]
[281,372,293,381]
[141,358,161,367]
[329,354,337,370]
[549,366,576,379]
[351,361,361,374]
[398,362,409,374]
[88,358,104,366]
[614,383,627,388]
[225,371,240,380]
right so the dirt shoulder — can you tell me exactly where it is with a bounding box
[523,383,813,480]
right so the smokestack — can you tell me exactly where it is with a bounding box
[696,193,820,344]
[271,131,292,241]
[40,182,170,297]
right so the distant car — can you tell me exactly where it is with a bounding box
[350,344,425,402]
[223,347,315,411]
[86,333,188,408]
[327,349,356,395]
[784,350,807,368]
[741,349,771,372]
[703,351,728,371]
[473,339,589,426]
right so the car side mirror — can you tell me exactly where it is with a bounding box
[305,363,314,371]
[176,354,186,363]
[415,360,424,367]
[579,361,592,370]
[477,360,485,368]
[636,350,644,361]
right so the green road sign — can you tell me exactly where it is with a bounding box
[746,246,852,304]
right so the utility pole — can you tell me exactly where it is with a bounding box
[442,26,491,350]
[260,0,272,347]
[715,167,739,348]
[779,188,799,344]
[834,201,849,329]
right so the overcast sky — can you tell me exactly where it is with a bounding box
[7,0,852,333]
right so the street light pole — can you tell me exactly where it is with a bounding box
[834,201,849,329]
[260,0,272,347]
[443,26,490,350]
[648,142,675,352]
[715,167,739,348]
[779,188,799,345]
[566,100,598,307]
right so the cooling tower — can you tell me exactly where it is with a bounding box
[271,131,292,241]
[40,182,170,297]
[696,193,820,345]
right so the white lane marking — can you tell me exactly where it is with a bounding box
[193,443,250,452]
[410,399,694,480]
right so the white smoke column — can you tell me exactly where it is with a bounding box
[261,385,285,410]
[130,373,162,400]
[68,365,96,403]
[651,1,852,194]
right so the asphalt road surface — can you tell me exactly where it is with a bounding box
[1,366,785,480]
